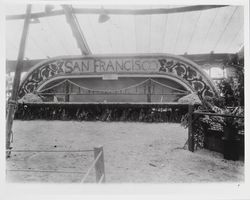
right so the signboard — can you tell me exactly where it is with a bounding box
[18,55,219,99]
[102,74,118,80]
[50,58,160,74]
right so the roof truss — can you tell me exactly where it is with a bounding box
[62,5,91,55]
[6,5,228,20]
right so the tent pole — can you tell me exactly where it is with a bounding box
[6,4,32,158]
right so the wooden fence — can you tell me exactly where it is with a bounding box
[6,146,105,183]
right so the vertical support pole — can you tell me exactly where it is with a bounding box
[65,80,70,102]
[147,78,151,103]
[188,104,194,152]
[94,146,105,183]
[222,64,226,79]
[6,4,32,157]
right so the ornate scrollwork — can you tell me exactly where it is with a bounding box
[19,62,65,97]
[158,58,214,98]
[18,56,217,100]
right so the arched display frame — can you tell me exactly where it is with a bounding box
[18,53,219,101]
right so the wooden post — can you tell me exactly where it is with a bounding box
[6,5,32,157]
[147,78,151,103]
[65,80,70,102]
[94,146,105,183]
[188,104,194,152]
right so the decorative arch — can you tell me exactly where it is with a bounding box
[18,54,219,100]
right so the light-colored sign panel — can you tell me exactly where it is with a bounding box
[51,58,160,74]
[19,54,219,99]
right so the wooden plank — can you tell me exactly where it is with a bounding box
[6,5,228,20]
[193,112,244,119]
[98,174,105,183]
[94,146,105,183]
[16,102,192,106]
[62,5,91,55]
[6,9,64,20]
[6,59,44,73]
[6,149,93,153]
[147,78,152,102]
[73,5,228,15]
[7,169,86,174]
[38,92,187,95]
[81,147,104,183]
[188,105,194,152]
[65,80,70,102]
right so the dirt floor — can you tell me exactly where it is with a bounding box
[6,120,244,183]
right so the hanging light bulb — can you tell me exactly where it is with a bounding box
[45,5,55,14]
[98,13,110,23]
[98,6,110,23]
[30,18,40,24]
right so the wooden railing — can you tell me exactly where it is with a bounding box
[6,146,105,183]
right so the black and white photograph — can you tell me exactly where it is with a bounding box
[1,0,250,198]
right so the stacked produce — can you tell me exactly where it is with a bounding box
[18,93,43,103]
[178,93,201,104]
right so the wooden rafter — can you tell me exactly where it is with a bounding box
[62,5,91,55]
[6,5,228,20]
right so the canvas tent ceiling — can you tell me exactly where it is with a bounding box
[5,4,244,60]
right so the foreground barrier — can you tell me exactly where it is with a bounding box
[6,146,105,183]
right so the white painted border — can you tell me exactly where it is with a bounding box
[1,0,249,200]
